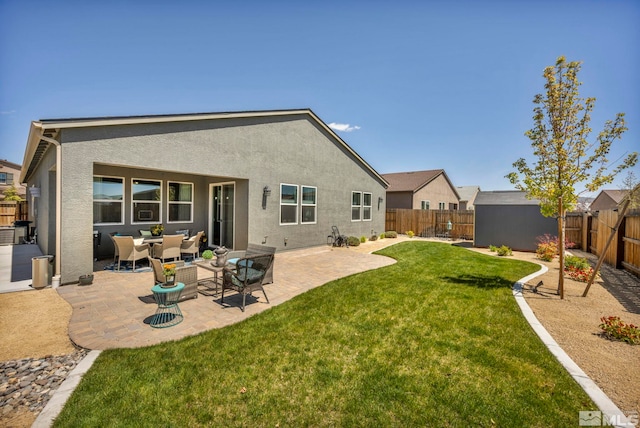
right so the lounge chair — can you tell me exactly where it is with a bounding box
[221,253,274,312]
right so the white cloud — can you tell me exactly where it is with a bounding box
[328,122,361,132]
[0,110,16,115]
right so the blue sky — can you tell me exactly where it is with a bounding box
[1,0,638,195]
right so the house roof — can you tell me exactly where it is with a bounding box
[474,190,541,206]
[456,186,480,202]
[21,109,388,187]
[595,189,627,205]
[0,159,21,170]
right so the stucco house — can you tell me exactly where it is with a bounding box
[474,190,556,252]
[20,109,388,285]
[0,159,26,200]
[382,169,460,210]
[590,189,626,212]
[456,185,480,210]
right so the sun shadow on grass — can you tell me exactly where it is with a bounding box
[442,274,514,289]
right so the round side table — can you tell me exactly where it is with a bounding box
[150,282,185,328]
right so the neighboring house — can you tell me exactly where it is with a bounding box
[474,190,556,252]
[590,189,627,212]
[20,109,388,285]
[382,169,460,210]
[456,185,480,210]
[0,159,26,200]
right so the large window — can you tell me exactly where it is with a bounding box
[280,184,298,225]
[301,186,317,224]
[439,202,446,210]
[351,192,362,221]
[363,192,372,221]
[132,179,161,223]
[421,200,430,210]
[168,181,193,223]
[93,176,124,225]
[0,173,8,184]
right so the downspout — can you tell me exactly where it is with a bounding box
[38,134,62,287]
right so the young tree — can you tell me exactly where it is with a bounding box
[506,56,638,299]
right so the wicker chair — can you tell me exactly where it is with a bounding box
[149,257,198,301]
[112,236,150,272]
[180,231,204,260]
[152,234,183,263]
[221,253,274,312]
[226,243,276,284]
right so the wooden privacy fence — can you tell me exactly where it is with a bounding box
[589,209,640,277]
[0,201,28,226]
[385,209,474,240]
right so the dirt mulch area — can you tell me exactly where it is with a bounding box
[1,244,639,423]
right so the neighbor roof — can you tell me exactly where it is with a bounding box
[597,189,627,204]
[456,185,480,202]
[474,190,541,206]
[22,108,388,187]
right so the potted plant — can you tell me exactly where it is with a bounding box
[202,249,214,260]
[151,224,164,236]
[162,263,176,287]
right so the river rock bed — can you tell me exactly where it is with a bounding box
[0,349,89,418]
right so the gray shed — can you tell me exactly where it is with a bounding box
[474,191,556,252]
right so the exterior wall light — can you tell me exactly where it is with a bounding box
[262,186,271,209]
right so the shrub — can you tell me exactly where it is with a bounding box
[563,255,594,282]
[347,236,361,246]
[405,230,415,238]
[385,231,398,238]
[496,245,512,256]
[360,236,367,243]
[489,245,498,252]
[379,232,385,239]
[599,316,640,345]
[370,234,378,241]
[536,234,558,261]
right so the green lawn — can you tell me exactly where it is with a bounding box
[54,241,594,427]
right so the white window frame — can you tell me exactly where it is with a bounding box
[167,181,194,223]
[421,200,430,210]
[439,202,446,210]
[0,172,7,185]
[280,183,299,225]
[132,178,162,224]
[351,191,362,221]
[300,185,317,224]
[93,175,125,225]
[363,192,372,221]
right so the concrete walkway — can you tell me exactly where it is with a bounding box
[0,243,42,293]
[57,239,405,350]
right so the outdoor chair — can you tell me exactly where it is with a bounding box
[221,253,274,312]
[180,230,204,260]
[226,243,276,284]
[112,236,150,272]
[330,226,349,247]
[149,257,198,301]
[152,234,183,263]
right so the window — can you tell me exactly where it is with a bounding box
[93,176,124,225]
[438,202,446,210]
[280,184,298,224]
[421,200,430,210]
[168,181,193,223]
[451,203,458,210]
[132,179,161,223]
[0,173,6,184]
[351,191,362,221]
[301,186,317,224]
[363,192,372,221]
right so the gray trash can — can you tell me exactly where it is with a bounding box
[32,255,54,289]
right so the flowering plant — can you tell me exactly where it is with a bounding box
[163,263,176,277]
[563,255,595,282]
[151,224,164,236]
[599,316,640,345]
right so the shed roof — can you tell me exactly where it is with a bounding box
[474,190,541,206]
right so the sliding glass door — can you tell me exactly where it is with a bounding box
[210,183,234,249]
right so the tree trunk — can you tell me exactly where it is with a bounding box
[557,198,565,299]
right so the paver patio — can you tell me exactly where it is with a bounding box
[58,239,408,350]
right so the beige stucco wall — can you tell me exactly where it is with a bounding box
[412,175,459,209]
